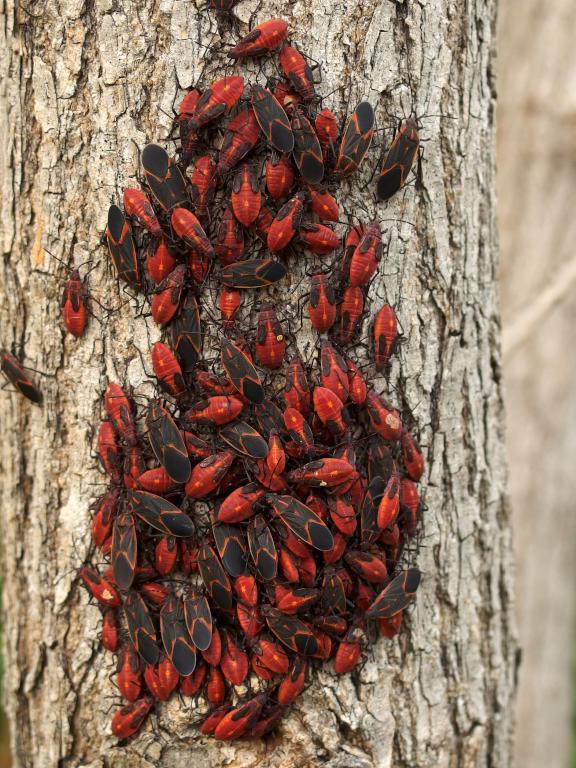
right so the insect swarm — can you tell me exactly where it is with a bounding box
[73,9,430,746]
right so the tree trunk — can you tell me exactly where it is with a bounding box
[0,0,515,766]
[498,0,576,765]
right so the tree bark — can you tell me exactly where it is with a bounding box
[498,0,576,765]
[0,0,515,766]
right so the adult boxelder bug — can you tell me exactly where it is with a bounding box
[123,590,160,665]
[141,144,188,212]
[251,84,294,153]
[279,45,315,101]
[221,259,287,288]
[377,119,420,201]
[129,490,195,537]
[267,494,334,551]
[366,568,421,618]
[198,542,233,611]
[220,421,269,459]
[160,594,197,677]
[106,205,141,289]
[261,606,318,656]
[170,292,203,371]
[334,101,374,177]
[220,339,264,404]
[255,304,286,370]
[228,19,288,59]
[111,512,137,591]
[183,592,213,651]
[291,108,324,184]
[146,401,191,483]
[247,514,278,580]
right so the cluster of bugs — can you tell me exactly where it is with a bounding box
[0,11,427,745]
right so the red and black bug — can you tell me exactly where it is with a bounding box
[123,187,162,236]
[117,645,142,701]
[320,341,349,402]
[373,303,398,369]
[366,568,421,618]
[104,382,137,445]
[189,76,244,130]
[284,355,310,415]
[106,205,141,289]
[112,512,137,591]
[265,154,294,200]
[283,407,315,454]
[299,223,339,255]
[190,155,218,224]
[97,421,122,482]
[111,696,154,740]
[220,421,269,459]
[146,239,176,285]
[146,400,191,483]
[377,470,400,530]
[151,263,187,326]
[291,108,324,185]
[137,467,179,495]
[315,108,339,160]
[212,518,249,577]
[220,339,264,404]
[279,45,315,101]
[267,494,334,551]
[400,429,425,481]
[313,386,348,435]
[231,162,261,226]
[155,535,179,575]
[345,550,388,583]
[267,191,305,252]
[185,450,235,498]
[141,144,189,212]
[339,286,365,344]
[183,592,213,651]
[255,304,286,370]
[377,119,420,201]
[220,631,249,686]
[215,206,244,265]
[184,395,244,426]
[218,482,265,524]
[276,586,320,615]
[61,269,89,337]
[160,594,197,677]
[170,292,202,372]
[218,287,242,330]
[308,187,339,222]
[216,108,260,177]
[228,19,288,58]
[251,84,294,153]
[334,101,375,177]
[349,220,382,287]
[123,590,160,665]
[360,475,386,545]
[151,342,186,399]
[365,390,402,441]
[345,357,367,406]
[129,490,195,537]
[198,542,233,611]
[80,566,121,607]
[247,514,278,580]
[261,606,318,656]
[172,207,215,259]
[288,458,356,488]
[221,259,287,289]
[213,694,265,741]
[321,567,347,614]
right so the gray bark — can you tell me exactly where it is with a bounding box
[0,0,515,766]
[498,0,576,765]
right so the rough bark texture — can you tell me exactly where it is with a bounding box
[498,0,576,765]
[0,0,515,766]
